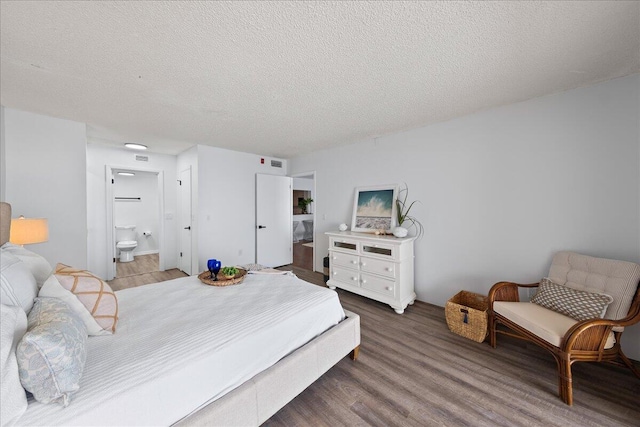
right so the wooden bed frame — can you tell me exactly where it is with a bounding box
[0,202,361,426]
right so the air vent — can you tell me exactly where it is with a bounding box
[271,160,282,168]
[135,155,149,162]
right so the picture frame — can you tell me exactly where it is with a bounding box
[351,184,398,233]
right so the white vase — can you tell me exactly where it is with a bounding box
[338,223,348,231]
[392,226,408,238]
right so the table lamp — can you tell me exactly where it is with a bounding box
[10,216,49,246]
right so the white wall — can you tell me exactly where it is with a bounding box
[113,171,160,255]
[0,106,5,202]
[195,145,287,272]
[86,143,177,279]
[290,74,640,360]
[3,108,88,268]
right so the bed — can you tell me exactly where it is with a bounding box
[0,202,361,426]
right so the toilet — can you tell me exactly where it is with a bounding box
[115,225,138,262]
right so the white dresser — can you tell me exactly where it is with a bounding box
[325,231,416,314]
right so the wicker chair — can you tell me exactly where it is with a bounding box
[488,251,640,405]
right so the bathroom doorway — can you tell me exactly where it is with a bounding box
[291,172,315,272]
[106,166,165,280]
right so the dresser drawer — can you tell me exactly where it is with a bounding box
[360,257,396,279]
[331,266,360,285]
[361,242,395,259]
[360,273,395,296]
[330,237,359,254]
[330,251,360,269]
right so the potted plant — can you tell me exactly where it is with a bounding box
[394,183,424,238]
[298,197,314,214]
[221,266,239,279]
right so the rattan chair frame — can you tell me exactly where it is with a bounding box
[488,280,640,405]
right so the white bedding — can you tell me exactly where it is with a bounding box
[16,272,345,426]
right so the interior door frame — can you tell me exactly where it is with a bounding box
[178,166,195,275]
[291,171,317,272]
[105,165,165,280]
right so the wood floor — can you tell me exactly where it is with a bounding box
[265,266,640,427]
[292,240,314,271]
[108,265,640,426]
[115,253,159,277]
[107,266,187,291]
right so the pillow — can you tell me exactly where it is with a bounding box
[1,243,53,288]
[0,251,38,313]
[531,278,614,321]
[239,263,267,271]
[1,304,28,426]
[53,264,118,333]
[16,297,87,406]
[39,275,111,336]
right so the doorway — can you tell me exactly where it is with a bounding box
[292,172,316,272]
[178,167,193,275]
[256,174,293,267]
[105,166,165,281]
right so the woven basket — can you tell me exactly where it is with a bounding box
[198,268,247,287]
[445,291,488,343]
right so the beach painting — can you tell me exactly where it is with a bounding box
[351,185,398,233]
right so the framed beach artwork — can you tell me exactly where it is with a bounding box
[351,185,398,233]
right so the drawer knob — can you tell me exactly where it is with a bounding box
[351,260,357,264]
[352,277,358,281]
[386,267,393,272]
[332,256,337,260]
[361,262,366,266]
[361,279,367,284]
[333,272,337,276]
[386,286,393,291]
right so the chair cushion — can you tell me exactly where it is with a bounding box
[494,301,615,349]
[531,278,613,321]
[548,252,640,321]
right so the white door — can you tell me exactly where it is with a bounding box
[179,168,192,275]
[256,174,292,267]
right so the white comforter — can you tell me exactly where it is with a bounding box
[17,272,345,426]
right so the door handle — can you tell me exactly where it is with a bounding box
[258,225,267,229]
[184,226,191,230]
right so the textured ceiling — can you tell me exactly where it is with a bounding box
[1,1,639,158]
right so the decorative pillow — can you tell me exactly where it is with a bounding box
[39,275,110,336]
[54,264,118,333]
[16,297,88,406]
[239,263,267,271]
[1,304,28,426]
[0,251,38,313]
[1,243,53,288]
[531,278,614,321]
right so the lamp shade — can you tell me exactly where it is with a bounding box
[10,217,49,245]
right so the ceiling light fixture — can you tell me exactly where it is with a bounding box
[118,172,135,176]
[124,143,147,150]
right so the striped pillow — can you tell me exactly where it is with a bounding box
[531,278,613,321]
[54,264,118,333]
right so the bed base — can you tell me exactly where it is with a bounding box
[175,309,361,426]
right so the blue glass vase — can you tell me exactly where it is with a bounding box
[207,259,221,281]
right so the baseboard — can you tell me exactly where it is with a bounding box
[133,250,159,256]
